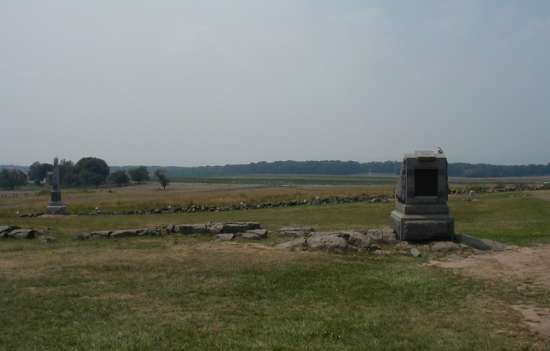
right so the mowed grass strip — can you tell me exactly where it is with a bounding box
[0,241,535,350]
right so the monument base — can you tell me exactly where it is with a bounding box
[47,202,67,215]
[391,209,454,242]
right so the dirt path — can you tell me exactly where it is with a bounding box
[431,245,550,338]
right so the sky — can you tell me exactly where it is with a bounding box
[1,0,549,166]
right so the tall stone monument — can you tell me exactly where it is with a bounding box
[47,157,67,215]
[391,150,454,241]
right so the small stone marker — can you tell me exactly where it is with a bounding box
[391,150,454,241]
[47,157,67,215]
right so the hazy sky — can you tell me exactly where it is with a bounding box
[1,1,549,166]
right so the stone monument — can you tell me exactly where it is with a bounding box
[47,157,67,215]
[390,150,454,241]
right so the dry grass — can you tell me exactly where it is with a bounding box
[0,182,393,214]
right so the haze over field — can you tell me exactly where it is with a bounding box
[1,1,549,166]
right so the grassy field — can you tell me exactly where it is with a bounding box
[1,184,550,349]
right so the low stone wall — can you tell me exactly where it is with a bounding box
[74,222,266,240]
[17,194,391,218]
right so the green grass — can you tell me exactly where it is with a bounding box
[3,192,550,246]
[0,241,536,350]
[1,191,550,349]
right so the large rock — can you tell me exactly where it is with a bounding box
[241,229,268,240]
[173,224,208,235]
[365,229,398,244]
[110,229,142,238]
[306,232,349,252]
[339,231,372,249]
[110,228,160,238]
[221,222,261,233]
[7,229,37,239]
[207,223,225,234]
[454,234,508,251]
[275,237,306,251]
[0,225,18,237]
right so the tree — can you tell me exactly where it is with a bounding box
[109,170,130,187]
[59,159,79,187]
[128,166,150,183]
[155,169,170,190]
[28,162,53,185]
[75,157,110,186]
[0,169,28,190]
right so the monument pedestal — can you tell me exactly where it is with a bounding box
[390,150,454,242]
[47,201,67,215]
[391,209,454,242]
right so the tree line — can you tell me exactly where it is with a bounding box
[0,158,170,190]
[2,159,550,190]
[147,160,550,178]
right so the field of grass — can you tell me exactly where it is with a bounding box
[1,185,550,349]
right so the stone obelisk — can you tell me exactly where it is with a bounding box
[47,157,67,214]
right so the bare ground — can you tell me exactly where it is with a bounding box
[431,245,550,338]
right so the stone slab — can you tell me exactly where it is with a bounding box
[391,210,454,242]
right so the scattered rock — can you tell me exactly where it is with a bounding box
[306,232,349,252]
[431,241,461,252]
[275,237,306,251]
[278,227,315,237]
[216,233,235,241]
[410,248,421,257]
[241,229,268,240]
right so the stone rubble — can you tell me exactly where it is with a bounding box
[74,222,267,241]
[274,227,508,258]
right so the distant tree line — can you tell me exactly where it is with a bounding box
[2,159,550,190]
[136,160,550,178]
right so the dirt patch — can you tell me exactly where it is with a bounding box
[512,305,550,338]
[430,244,550,339]
[430,245,550,290]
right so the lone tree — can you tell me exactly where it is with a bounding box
[109,170,130,187]
[128,166,150,183]
[28,162,53,185]
[0,169,28,190]
[75,157,110,186]
[154,169,170,190]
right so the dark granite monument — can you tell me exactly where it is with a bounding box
[47,157,67,215]
[391,150,454,241]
